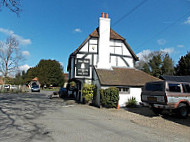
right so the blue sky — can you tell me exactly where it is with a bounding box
[0,0,190,72]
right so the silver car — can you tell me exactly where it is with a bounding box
[31,85,40,92]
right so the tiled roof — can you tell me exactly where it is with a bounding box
[64,73,69,81]
[160,75,190,83]
[32,77,38,81]
[0,77,4,85]
[90,28,125,40]
[95,68,160,87]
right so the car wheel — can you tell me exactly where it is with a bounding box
[178,104,188,118]
[152,107,163,115]
[59,93,63,98]
[49,95,52,99]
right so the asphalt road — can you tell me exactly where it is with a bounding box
[0,92,189,142]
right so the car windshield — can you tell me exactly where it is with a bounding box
[32,85,39,88]
[60,87,66,91]
[145,82,164,91]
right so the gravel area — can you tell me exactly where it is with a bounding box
[104,106,190,137]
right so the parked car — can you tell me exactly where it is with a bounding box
[141,81,190,118]
[4,84,10,89]
[10,85,18,90]
[58,87,67,98]
[31,85,40,92]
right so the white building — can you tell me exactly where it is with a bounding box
[67,13,159,107]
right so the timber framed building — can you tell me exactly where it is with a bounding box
[67,13,159,106]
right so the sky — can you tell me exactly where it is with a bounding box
[0,0,190,73]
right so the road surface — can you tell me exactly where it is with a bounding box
[0,93,189,142]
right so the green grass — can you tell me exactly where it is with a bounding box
[42,87,59,91]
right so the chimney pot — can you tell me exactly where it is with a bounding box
[106,13,108,18]
[101,12,105,18]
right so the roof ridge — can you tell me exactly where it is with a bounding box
[90,27,125,40]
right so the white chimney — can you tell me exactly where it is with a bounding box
[97,13,111,69]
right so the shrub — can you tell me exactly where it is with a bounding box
[126,97,137,107]
[70,81,76,88]
[100,87,119,108]
[82,84,95,104]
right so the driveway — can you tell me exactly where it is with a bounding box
[0,93,190,142]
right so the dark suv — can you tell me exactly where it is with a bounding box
[58,87,67,98]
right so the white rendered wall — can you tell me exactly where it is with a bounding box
[80,42,88,52]
[119,88,142,107]
[97,17,111,69]
[99,86,142,107]
[109,40,134,68]
[89,38,98,53]
[122,43,132,56]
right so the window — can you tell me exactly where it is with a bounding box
[123,88,129,92]
[168,83,181,92]
[182,84,190,93]
[118,87,130,94]
[145,82,164,91]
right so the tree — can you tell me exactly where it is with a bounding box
[25,60,65,87]
[0,0,21,15]
[14,70,27,85]
[175,52,190,75]
[0,36,23,78]
[161,54,174,75]
[25,67,38,84]
[149,52,162,77]
[136,51,174,78]
[37,60,64,87]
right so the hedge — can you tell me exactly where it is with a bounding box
[82,84,96,104]
[100,87,119,108]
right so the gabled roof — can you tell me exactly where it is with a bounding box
[160,75,190,83]
[67,27,139,71]
[95,67,160,87]
[32,77,38,81]
[90,28,125,40]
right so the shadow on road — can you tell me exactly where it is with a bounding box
[161,115,190,127]
[0,93,58,142]
[124,106,157,117]
[125,106,190,127]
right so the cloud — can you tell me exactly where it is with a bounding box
[137,48,174,61]
[184,16,190,24]
[74,28,82,33]
[0,28,31,45]
[161,48,174,54]
[19,64,30,71]
[137,49,151,61]
[59,62,63,66]
[157,39,166,45]
[177,45,184,48]
[22,51,30,56]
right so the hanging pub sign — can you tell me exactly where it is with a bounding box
[76,59,90,76]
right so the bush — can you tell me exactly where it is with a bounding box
[100,87,119,108]
[126,97,137,107]
[82,84,95,104]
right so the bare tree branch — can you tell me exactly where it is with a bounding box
[0,36,23,77]
[0,0,21,15]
